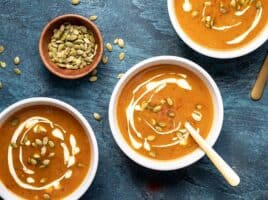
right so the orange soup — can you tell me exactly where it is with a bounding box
[117,65,214,160]
[174,0,268,49]
[0,105,91,200]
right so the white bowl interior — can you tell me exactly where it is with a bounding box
[167,0,268,59]
[109,56,224,171]
[0,98,98,200]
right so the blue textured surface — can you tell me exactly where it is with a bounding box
[0,0,268,199]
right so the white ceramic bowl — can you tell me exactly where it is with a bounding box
[109,56,224,171]
[167,0,268,59]
[0,97,99,200]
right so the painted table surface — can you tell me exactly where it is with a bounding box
[0,0,267,200]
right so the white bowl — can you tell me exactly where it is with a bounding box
[0,97,99,200]
[109,56,224,171]
[167,0,268,59]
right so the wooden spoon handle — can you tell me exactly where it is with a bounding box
[185,122,240,187]
[251,55,268,101]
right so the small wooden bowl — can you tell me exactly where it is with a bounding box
[39,14,103,79]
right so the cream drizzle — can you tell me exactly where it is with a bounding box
[235,6,250,16]
[126,73,194,151]
[212,22,242,31]
[227,8,263,44]
[8,116,80,191]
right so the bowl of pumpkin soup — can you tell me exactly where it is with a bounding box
[109,56,223,171]
[0,98,98,200]
[168,0,268,58]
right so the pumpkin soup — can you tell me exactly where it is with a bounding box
[117,65,214,160]
[0,105,91,200]
[174,0,268,49]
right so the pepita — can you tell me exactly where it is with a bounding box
[71,0,80,5]
[153,105,162,113]
[118,52,125,61]
[89,76,98,82]
[118,38,125,48]
[48,152,55,158]
[102,55,108,64]
[35,139,43,146]
[0,45,4,54]
[13,56,20,65]
[43,193,51,200]
[26,177,35,184]
[48,141,55,148]
[117,73,124,79]
[42,159,50,166]
[147,135,156,141]
[14,68,21,75]
[0,61,6,68]
[93,112,102,121]
[149,152,156,158]
[106,43,113,52]
[89,15,98,21]
[166,98,173,106]
[40,178,47,183]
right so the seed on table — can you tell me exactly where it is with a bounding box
[106,43,113,52]
[118,38,125,48]
[0,45,4,54]
[117,73,124,79]
[89,15,98,21]
[118,52,125,61]
[113,38,119,44]
[91,69,97,76]
[71,0,80,5]
[102,55,108,64]
[89,76,98,82]
[93,112,102,121]
[0,81,3,89]
[13,56,20,65]
[0,61,7,68]
[14,68,21,75]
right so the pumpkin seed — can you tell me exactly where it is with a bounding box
[256,0,262,9]
[13,56,20,65]
[102,55,108,64]
[106,43,113,52]
[149,152,156,158]
[42,159,50,166]
[117,73,124,79]
[48,152,55,158]
[168,111,175,118]
[39,165,46,169]
[0,81,3,89]
[158,122,166,128]
[33,153,41,159]
[48,141,55,148]
[166,98,173,106]
[35,139,43,146]
[93,112,102,121]
[196,104,202,110]
[0,45,4,54]
[150,119,156,126]
[191,11,199,17]
[71,0,80,5]
[113,38,119,44]
[89,15,98,21]
[43,137,48,145]
[153,105,162,113]
[43,193,51,200]
[155,126,162,131]
[0,61,6,68]
[40,178,47,183]
[147,135,156,141]
[118,38,125,48]
[41,146,47,156]
[78,163,86,167]
[33,125,47,134]
[91,69,97,76]
[89,76,98,82]
[26,177,35,184]
[29,158,37,165]
[10,142,18,148]
[118,52,125,61]
[24,140,31,146]
[14,68,21,75]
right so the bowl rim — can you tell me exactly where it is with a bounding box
[0,97,99,200]
[109,56,224,171]
[39,14,104,79]
[167,0,268,59]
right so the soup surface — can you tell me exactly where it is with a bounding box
[117,65,214,160]
[174,0,268,50]
[0,105,91,200]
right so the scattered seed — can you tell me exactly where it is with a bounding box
[43,193,50,200]
[150,119,156,126]
[24,140,31,146]
[166,98,173,106]
[93,112,102,121]
[158,122,166,128]
[39,165,46,169]
[11,118,19,126]
[89,15,98,21]
[35,139,43,146]
[0,61,6,68]
[118,52,125,61]
[33,153,41,159]
[118,38,125,48]
[29,158,37,165]
[256,0,262,9]
[0,81,3,89]
[14,68,21,75]
[71,0,80,5]
[141,101,149,110]
[102,55,108,64]
[26,177,35,184]
[0,45,4,54]
[106,43,113,52]
[196,104,202,110]
[33,125,47,134]
[42,159,50,166]
[43,137,48,145]
[160,99,166,104]
[41,146,47,156]
[168,111,175,118]
[155,126,162,131]
[191,11,199,17]
[153,105,162,113]
[40,178,47,183]
[10,142,18,148]
[147,135,156,141]
[78,163,86,167]
[113,38,119,44]
[48,152,55,158]
[89,76,98,82]
[149,152,156,158]
[117,73,124,79]
[13,56,20,65]
[48,141,55,148]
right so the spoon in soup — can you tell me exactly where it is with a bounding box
[185,122,240,187]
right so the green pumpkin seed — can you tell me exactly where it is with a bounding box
[10,142,18,148]
[117,73,124,79]
[168,111,175,118]
[29,158,37,165]
[35,139,43,146]
[48,152,55,158]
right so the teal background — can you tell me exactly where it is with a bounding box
[0,0,267,199]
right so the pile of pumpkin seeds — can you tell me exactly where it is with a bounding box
[48,23,98,70]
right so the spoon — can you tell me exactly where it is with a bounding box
[251,55,268,101]
[185,122,240,187]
